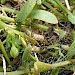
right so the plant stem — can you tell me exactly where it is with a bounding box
[0,20,9,29]
[54,0,71,14]
[43,1,64,18]
[0,15,15,22]
[30,55,36,61]
[46,0,60,8]
[0,21,39,45]
[19,35,27,48]
[0,0,6,4]
[0,71,25,75]
[0,15,48,31]
[0,6,18,14]
[32,23,48,31]
[0,20,23,36]
[51,61,70,68]
[0,40,12,65]
[34,60,75,74]
[52,59,75,68]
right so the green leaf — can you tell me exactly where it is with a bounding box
[68,0,74,5]
[59,30,66,39]
[54,28,66,39]
[0,71,25,75]
[37,0,42,5]
[59,50,64,57]
[68,13,75,24]
[10,44,19,58]
[73,9,75,15]
[29,10,58,24]
[71,30,75,40]
[0,40,12,65]
[34,61,51,74]
[0,20,8,29]
[22,45,32,66]
[66,41,75,59]
[8,31,15,43]
[51,69,59,75]
[0,0,6,4]
[15,0,36,23]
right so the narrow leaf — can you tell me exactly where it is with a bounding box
[0,20,8,29]
[51,69,59,75]
[1,0,6,4]
[29,10,58,24]
[34,61,51,74]
[0,40,12,65]
[66,41,75,59]
[0,71,25,75]
[15,0,36,23]
[22,45,32,66]
[37,0,42,5]
[68,0,74,5]
[55,28,66,39]
[73,9,75,15]
[68,13,75,24]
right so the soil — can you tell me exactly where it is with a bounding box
[0,17,74,75]
[0,1,75,75]
[37,22,74,75]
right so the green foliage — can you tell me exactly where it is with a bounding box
[34,61,51,74]
[68,13,75,24]
[22,45,32,67]
[29,10,58,24]
[68,0,74,5]
[15,0,36,23]
[66,41,75,60]
[51,69,59,75]
[1,0,75,75]
[10,44,19,58]
[0,0,6,4]
[37,0,42,5]
[54,28,66,39]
